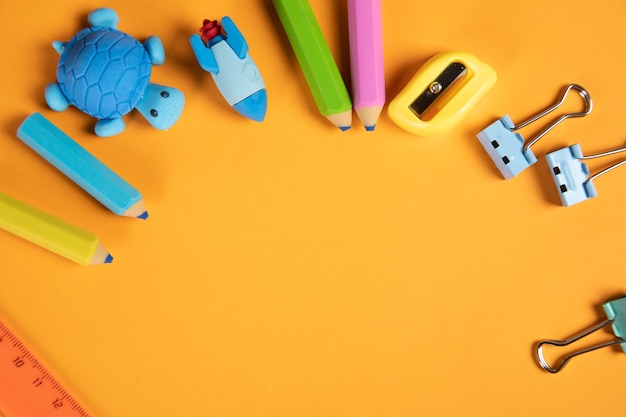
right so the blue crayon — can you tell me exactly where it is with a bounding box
[17,113,148,219]
[190,17,267,122]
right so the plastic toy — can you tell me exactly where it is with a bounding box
[387,52,496,137]
[190,17,267,122]
[476,84,592,179]
[45,8,185,137]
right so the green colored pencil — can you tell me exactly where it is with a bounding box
[273,0,352,130]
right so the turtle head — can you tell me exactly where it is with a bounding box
[136,83,185,130]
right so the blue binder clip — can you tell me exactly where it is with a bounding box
[536,295,626,373]
[546,142,626,206]
[476,84,592,179]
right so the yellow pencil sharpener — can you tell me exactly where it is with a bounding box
[388,52,496,137]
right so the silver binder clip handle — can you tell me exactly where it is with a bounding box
[514,84,593,152]
[536,318,622,373]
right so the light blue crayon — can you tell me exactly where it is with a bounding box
[16,112,148,219]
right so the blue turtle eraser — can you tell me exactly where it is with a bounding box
[45,7,185,136]
[603,296,626,355]
[476,115,537,179]
[545,144,596,207]
[88,7,119,28]
[135,84,185,130]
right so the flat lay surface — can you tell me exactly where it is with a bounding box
[1,0,625,416]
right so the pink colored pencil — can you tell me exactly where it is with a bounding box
[347,0,385,131]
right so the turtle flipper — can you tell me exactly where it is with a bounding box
[45,83,70,111]
[135,83,185,130]
[95,118,126,137]
[88,8,119,29]
[144,36,165,65]
[52,41,67,55]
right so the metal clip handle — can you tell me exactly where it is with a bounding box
[536,318,622,373]
[512,84,593,152]
[581,144,626,183]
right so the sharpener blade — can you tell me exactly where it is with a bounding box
[409,62,467,117]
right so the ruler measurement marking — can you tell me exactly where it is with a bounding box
[0,317,94,417]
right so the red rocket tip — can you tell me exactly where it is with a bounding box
[199,19,222,42]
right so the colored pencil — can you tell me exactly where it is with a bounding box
[347,0,385,131]
[16,113,148,219]
[0,192,113,265]
[272,0,352,131]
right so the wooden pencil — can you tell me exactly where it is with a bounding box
[16,113,148,219]
[348,0,385,131]
[0,192,113,265]
[273,0,352,130]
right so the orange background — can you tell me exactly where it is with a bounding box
[1,0,625,416]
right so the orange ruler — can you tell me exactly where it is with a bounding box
[0,316,93,417]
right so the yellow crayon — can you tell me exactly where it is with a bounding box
[0,192,113,265]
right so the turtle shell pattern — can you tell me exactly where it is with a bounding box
[56,26,152,120]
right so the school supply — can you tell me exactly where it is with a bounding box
[0,192,112,265]
[476,83,592,179]
[387,52,496,136]
[0,314,95,417]
[272,0,353,130]
[347,0,385,131]
[190,17,268,122]
[536,295,626,373]
[546,142,626,206]
[16,113,148,219]
[45,7,184,137]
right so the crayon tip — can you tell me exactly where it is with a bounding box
[339,126,351,132]
[105,254,114,264]
[365,125,376,131]
[137,211,149,220]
